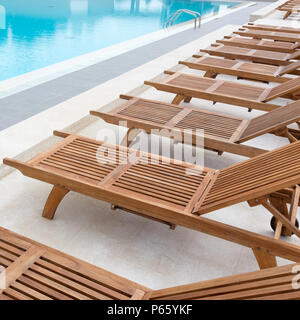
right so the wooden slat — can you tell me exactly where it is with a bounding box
[199,141,300,214]
[234,28,300,43]
[4,135,300,266]
[145,72,280,112]
[239,100,300,142]
[0,227,150,300]
[180,56,290,83]
[217,36,298,53]
[150,263,300,300]
[201,44,294,66]
[0,245,45,293]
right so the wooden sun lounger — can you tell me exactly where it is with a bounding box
[234,28,300,43]
[277,4,300,19]
[242,23,300,34]
[278,9,300,20]
[3,132,300,269]
[180,55,300,83]
[91,96,300,158]
[144,71,300,111]
[0,227,149,300]
[149,263,300,300]
[277,0,300,19]
[216,36,300,53]
[200,44,300,66]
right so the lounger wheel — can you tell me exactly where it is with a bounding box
[270,216,299,236]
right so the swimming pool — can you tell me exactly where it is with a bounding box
[0,0,240,81]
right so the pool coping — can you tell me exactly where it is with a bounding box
[0,1,254,99]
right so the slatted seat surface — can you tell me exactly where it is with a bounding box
[145,72,300,110]
[193,56,281,75]
[92,97,300,161]
[180,56,300,83]
[199,141,300,214]
[97,97,245,141]
[150,263,300,300]
[243,24,300,34]
[93,96,300,144]
[4,136,300,268]
[201,44,297,66]
[0,227,149,300]
[174,110,242,140]
[234,28,300,43]
[217,36,299,52]
[161,73,265,100]
[117,98,182,125]
[4,133,217,215]
[167,73,215,91]
[4,134,300,224]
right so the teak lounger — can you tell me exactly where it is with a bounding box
[200,44,300,66]
[277,4,300,19]
[1,227,299,300]
[91,96,300,158]
[216,36,300,53]
[242,23,300,34]
[234,28,300,43]
[144,71,300,111]
[179,55,300,83]
[3,132,300,269]
[149,263,300,300]
[0,227,149,300]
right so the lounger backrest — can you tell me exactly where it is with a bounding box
[238,100,300,142]
[198,141,300,214]
[278,61,300,75]
[243,24,300,34]
[263,76,300,102]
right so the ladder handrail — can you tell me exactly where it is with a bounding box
[165,9,201,29]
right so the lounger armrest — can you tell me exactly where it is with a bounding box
[3,158,27,170]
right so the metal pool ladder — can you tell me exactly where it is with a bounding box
[165,9,201,29]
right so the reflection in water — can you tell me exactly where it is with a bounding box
[70,0,89,15]
[0,0,238,81]
[0,5,5,29]
[131,0,140,14]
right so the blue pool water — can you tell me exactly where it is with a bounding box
[0,0,239,81]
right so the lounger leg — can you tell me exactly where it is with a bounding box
[184,97,192,103]
[252,247,277,269]
[269,197,292,237]
[121,127,142,147]
[42,185,69,220]
[283,11,292,19]
[203,71,217,79]
[172,94,185,105]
